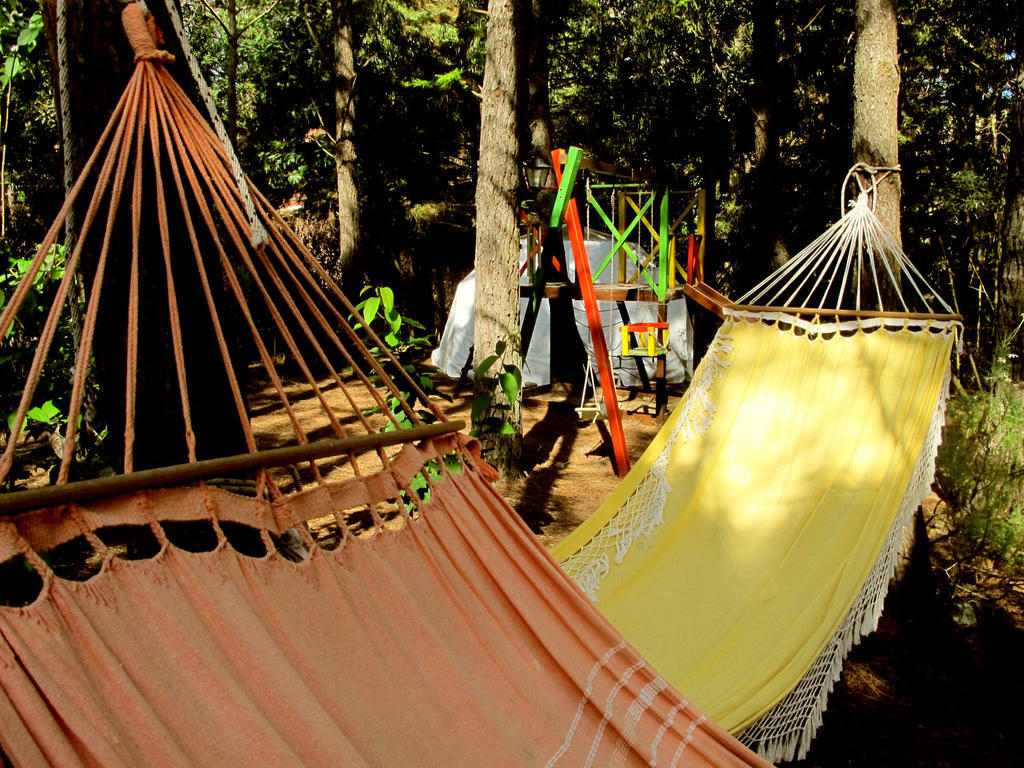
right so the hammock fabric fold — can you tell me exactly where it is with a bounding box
[554,311,955,761]
[0,436,767,767]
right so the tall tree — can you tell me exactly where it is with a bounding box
[524,0,551,171]
[332,0,360,286]
[193,0,282,147]
[751,0,788,270]
[472,0,523,477]
[999,26,1024,374]
[852,0,901,245]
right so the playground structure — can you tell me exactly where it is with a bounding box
[429,232,695,389]
[534,146,713,477]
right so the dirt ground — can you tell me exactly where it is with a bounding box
[431,377,1024,768]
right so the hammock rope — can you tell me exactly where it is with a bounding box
[735,181,953,316]
[159,0,268,247]
[0,3,446,503]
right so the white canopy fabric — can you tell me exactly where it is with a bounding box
[430,234,694,387]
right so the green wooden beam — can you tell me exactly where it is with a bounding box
[658,187,669,301]
[586,194,659,294]
[549,146,583,227]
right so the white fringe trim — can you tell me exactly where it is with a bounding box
[559,329,735,600]
[737,365,951,762]
[725,308,960,336]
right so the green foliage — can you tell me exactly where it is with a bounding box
[934,319,1024,599]
[470,334,522,439]
[0,8,42,90]
[0,242,107,482]
[1,3,57,252]
[398,450,462,511]
[0,245,71,432]
[352,284,445,431]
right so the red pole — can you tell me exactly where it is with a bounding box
[552,150,630,478]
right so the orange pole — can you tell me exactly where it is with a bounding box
[552,150,630,478]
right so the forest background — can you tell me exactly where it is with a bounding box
[3,0,1024,722]
[4,0,1022,355]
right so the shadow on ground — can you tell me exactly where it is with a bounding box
[787,512,1024,768]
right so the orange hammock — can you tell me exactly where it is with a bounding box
[0,7,768,767]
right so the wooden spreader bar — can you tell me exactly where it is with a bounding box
[682,281,730,319]
[0,420,465,517]
[729,304,963,322]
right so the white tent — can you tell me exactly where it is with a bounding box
[430,234,693,387]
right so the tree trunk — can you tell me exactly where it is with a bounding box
[524,0,552,173]
[692,35,724,363]
[39,0,249,471]
[852,0,901,245]
[751,0,788,270]
[332,0,360,288]
[472,0,523,478]
[999,52,1024,377]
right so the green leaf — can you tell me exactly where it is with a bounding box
[499,371,520,404]
[16,15,43,50]
[380,286,395,316]
[498,421,518,435]
[475,354,499,378]
[471,394,490,422]
[495,339,506,356]
[361,296,380,325]
[7,411,26,433]
[26,400,61,424]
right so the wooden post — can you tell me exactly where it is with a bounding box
[658,187,669,301]
[617,190,627,282]
[656,302,668,421]
[697,188,707,280]
[553,149,630,478]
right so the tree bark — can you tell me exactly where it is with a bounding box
[524,0,552,174]
[852,0,901,245]
[751,0,788,270]
[472,0,523,477]
[332,0,360,288]
[998,50,1024,376]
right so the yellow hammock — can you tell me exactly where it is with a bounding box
[553,190,959,763]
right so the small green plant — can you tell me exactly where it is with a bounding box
[1,9,44,236]
[1,244,73,435]
[933,317,1024,602]
[0,241,107,483]
[399,452,463,510]
[352,285,447,431]
[470,334,522,438]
